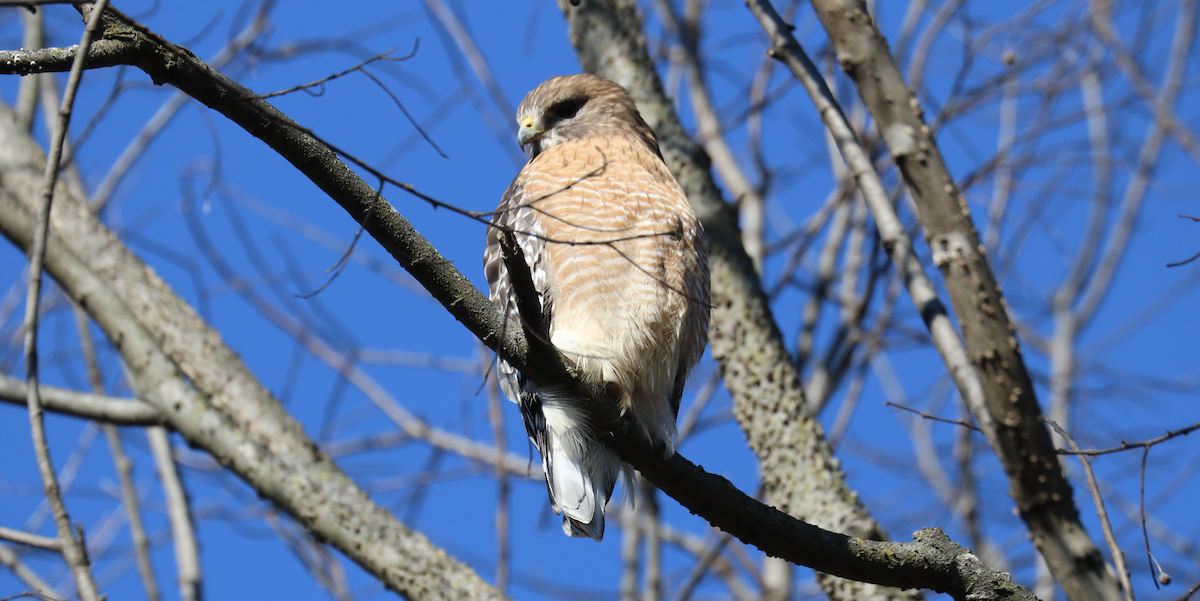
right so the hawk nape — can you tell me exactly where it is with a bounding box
[484,74,710,541]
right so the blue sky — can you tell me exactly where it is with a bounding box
[1,1,1198,600]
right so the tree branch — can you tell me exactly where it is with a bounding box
[0,96,507,601]
[147,427,201,601]
[803,0,1121,598]
[74,303,162,601]
[552,1,922,600]
[0,6,1037,599]
[0,373,162,424]
[0,526,61,552]
[20,4,107,599]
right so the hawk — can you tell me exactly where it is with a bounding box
[484,74,710,540]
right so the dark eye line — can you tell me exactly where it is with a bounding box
[551,98,585,120]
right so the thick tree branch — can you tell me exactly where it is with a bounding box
[803,1,1120,599]
[0,38,132,74]
[0,6,1035,599]
[0,98,507,601]
[552,1,924,600]
[745,0,990,444]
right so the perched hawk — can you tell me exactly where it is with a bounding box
[484,74,710,540]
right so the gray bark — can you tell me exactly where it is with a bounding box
[552,1,921,600]
[0,7,1041,599]
[0,101,507,601]
[804,1,1120,599]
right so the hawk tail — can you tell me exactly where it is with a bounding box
[520,382,625,541]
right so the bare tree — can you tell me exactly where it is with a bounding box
[0,1,1197,601]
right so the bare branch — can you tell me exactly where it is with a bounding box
[15,7,43,133]
[746,0,990,457]
[147,427,201,601]
[20,4,108,599]
[0,374,161,424]
[481,346,510,594]
[0,527,61,552]
[1090,0,1200,170]
[0,4,1137,599]
[0,78,508,601]
[619,506,640,601]
[1057,423,1200,457]
[75,303,162,601]
[420,0,524,167]
[803,0,1122,597]
[1046,420,1134,600]
[656,0,767,274]
[88,2,273,210]
[0,543,55,596]
[885,401,981,433]
[1074,0,1195,326]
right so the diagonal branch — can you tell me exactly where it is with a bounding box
[745,0,991,444]
[21,3,108,600]
[0,29,508,600]
[552,1,922,600]
[0,5,1036,599]
[74,303,162,601]
[802,0,1122,598]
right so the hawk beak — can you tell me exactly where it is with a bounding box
[517,115,542,150]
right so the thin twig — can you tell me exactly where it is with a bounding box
[1057,423,1200,456]
[885,401,981,432]
[73,304,161,601]
[1139,446,1165,589]
[259,43,446,159]
[256,46,415,99]
[1171,580,1200,601]
[147,428,201,601]
[745,0,993,450]
[295,223,365,299]
[21,4,109,600]
[0,544,55,597]
[673,532,731,601]
[419,0,523,167]
[1045,419,1135,600]
[88,1,273,210]
[480,344,510,593]
[1166,250,1200,268]
[1167,216,1200,266]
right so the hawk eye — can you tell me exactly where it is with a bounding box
[551,98,584,120]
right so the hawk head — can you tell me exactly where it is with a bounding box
[515,74,659,159]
